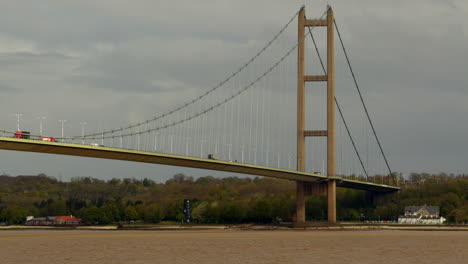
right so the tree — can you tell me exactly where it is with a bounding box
[0,205,28,225]
[305,196,326,221]
[124,206,140,221]
[192,202,208,223]
[164,200,183,221]
[108,178,121,185]
[450,203,468,224]
[144,204,163,223]
[204,202,221,223]
[440,192,461,221]
[173,173,186,183]
[249,200,273,223]
[81,206,105,224]
[219,202,247,223]
[48,200,67,216]
[143,178,155,187]
[176,212,185,222]
[101,203,121,222]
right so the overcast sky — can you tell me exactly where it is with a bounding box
[0,0,467,181]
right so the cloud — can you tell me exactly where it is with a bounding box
[0,82,17,93]
[0,0,467,179]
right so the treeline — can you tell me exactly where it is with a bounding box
[0,173,466,225]
[372,173,468,223]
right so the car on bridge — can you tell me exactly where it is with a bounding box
[41,137,56,142]
[14,130,57,142]
[14,130,30,139]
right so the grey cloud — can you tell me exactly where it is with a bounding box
[0,82,17,93]
[0,0,467,180]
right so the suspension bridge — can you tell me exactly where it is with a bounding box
[0,6,399,224]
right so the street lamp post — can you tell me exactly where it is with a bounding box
[253,147,257,165]
[15,113,23,131]
[226,143,232,161]
[137,130,140,150]
[170,135,174,154]
[120,131,123,149]
[37,116,46,136]
[58,120,67,139]
[240,145,245,163]
[80,122,87,144]
[154,132,159,152]
[185,137,190,156]
[200,139,207,158]
[101,128,104,146]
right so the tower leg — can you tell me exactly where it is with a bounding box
[295,7,306,226]
[296,181,306,224]
[326,6,336,224]
[327,180,336,223]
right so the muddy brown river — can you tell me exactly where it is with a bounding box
[0,230,466,263]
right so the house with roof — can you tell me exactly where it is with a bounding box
[398,205,446,224]
[25,215,82,226]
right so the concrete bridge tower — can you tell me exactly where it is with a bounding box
[296,6,336,224]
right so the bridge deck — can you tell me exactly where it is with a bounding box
[0,137,399,193]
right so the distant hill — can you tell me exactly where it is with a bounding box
[0,174,54,185]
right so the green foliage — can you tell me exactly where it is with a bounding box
[191,201,208,223]
[81,206,108,224]
[143,178,155,187]
[38,199,67,216]
[248,200,273,223]
[204,202,221,223]
[164,200,184,221]
[367,173,468,222]
[219,202,247,223]
[0,205,28,225]
[144,204,163,223]
[124,206,140,221]
[451,204,468,223]
[101,203,122,222]
[0,173,466,225]
[306,196,327,221]
[440,192,461,220]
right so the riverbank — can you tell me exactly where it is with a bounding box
[1,223,467,231]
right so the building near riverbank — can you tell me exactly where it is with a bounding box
[25,215,82,226]
[398,205,446,224]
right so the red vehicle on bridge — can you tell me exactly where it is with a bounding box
[13,130,56,142]
[14,130,30,139]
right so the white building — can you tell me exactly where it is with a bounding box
[398,205,446,224]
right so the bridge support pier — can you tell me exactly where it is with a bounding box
[295,181,335,224]
[296,181,306,224]
[327,180,336,223]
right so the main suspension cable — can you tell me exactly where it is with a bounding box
[58,11,327,141]
[305,18,369,180]
[63,9,302,140]
[333,19,394,183]
[81,36,305,140]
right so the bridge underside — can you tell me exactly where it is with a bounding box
[0,137,398,193]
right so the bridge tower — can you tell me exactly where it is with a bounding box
[296,6,336,224]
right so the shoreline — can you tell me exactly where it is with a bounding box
[1,224,467,232]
